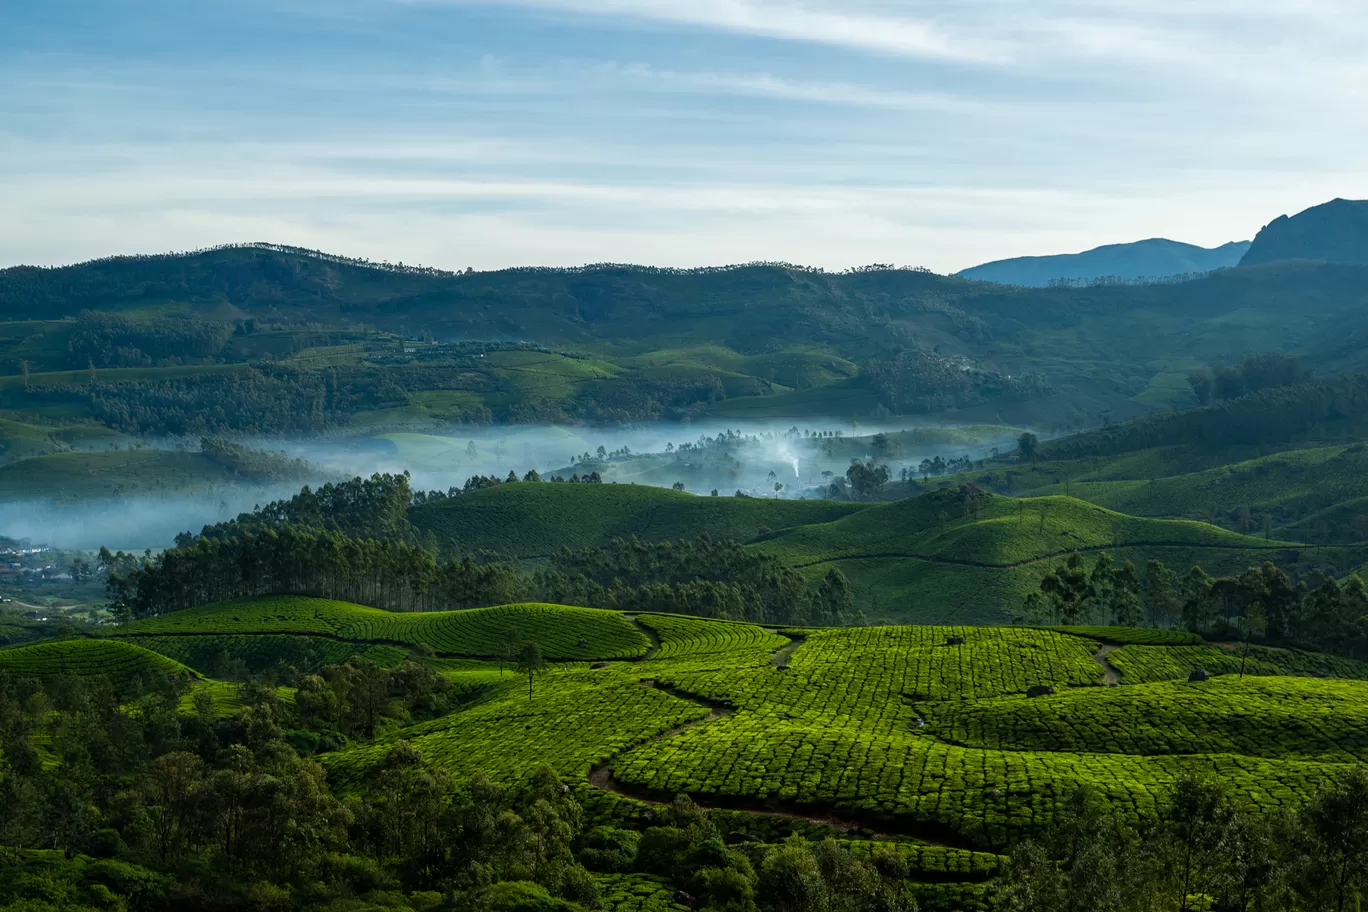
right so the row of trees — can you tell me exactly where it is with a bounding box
[1024,554,1368,660]
[106,527,519,618]
[108,527,858,628]
[1187,352,1310,405]
[67,311,235,369]
[537,537,857,626]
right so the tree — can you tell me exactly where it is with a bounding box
[1141,560,1181,628]
[813,569,855,626]
[1301,768,1368,912]
[516,641,546,700]
[1238,600,1267,679]
[1188,368,1214,405]
[1017,432,1039,462]
[466,440,478,460]
[760,836,829,912]
[1154,772,1236,912]
[69,557,93,583]
[20,359,29,390]
[500,629,520,677]
[672,482,686,491]
[846,461,890,500]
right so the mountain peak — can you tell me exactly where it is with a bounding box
[1239,198,1368,267]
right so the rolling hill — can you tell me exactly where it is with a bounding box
[752,490,1301,623]
[410,482,868,558]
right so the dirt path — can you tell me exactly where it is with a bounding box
[1093,644,1121,686]
[769,632,805,667]
[623,615,661,661]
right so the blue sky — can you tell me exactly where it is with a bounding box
[2,0,1364,272]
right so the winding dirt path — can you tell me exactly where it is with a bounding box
[1093,644,1121,686]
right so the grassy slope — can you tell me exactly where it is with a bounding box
[0,417,126,465]
[753,492,1294,623]
[1021,444,1368,525]
[410,482,869,558]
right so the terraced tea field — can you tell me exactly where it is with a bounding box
[0,638,194,691]
[19,599,1368,903]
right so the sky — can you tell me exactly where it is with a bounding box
[1,0,1365,274]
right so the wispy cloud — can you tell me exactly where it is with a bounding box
[403,0,1006,64]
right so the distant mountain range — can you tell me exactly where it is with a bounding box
[957,197,1368,287]
[956,239,1251,287]
[1240,198,1368,267]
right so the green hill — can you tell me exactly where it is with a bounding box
[115,596,652,660]
[752,490,1296,623]
[0,443,312,502]
[0,638,194,690]
[410,482,868,558]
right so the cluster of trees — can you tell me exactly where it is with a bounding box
[105,527,518,618]
[914,455,975,479]
[1187,352,1310,405]
[74,367,373,435]
[865,349,1047,415]
[198,436,312,481]
[537,537,858,626]
[1025,554,1368,660]
[844,461,891,500]
[67,312,235,369]
[995,772,1368,912]
[0,664,918,912]
[0,666,591,911]
[200,473,419,544]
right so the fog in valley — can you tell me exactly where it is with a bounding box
[3,420,1026,552]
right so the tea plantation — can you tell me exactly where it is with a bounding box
[0,638,193,692]
[18,601,1368,905]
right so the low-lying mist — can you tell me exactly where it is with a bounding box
[6,420,1026,552]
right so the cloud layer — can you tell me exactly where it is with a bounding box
[1,0,1363,272]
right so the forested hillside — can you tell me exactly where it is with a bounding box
[2,244,1368,431]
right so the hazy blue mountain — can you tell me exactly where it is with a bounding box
[956,238,1250,287]
[1240,198,1368,267]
